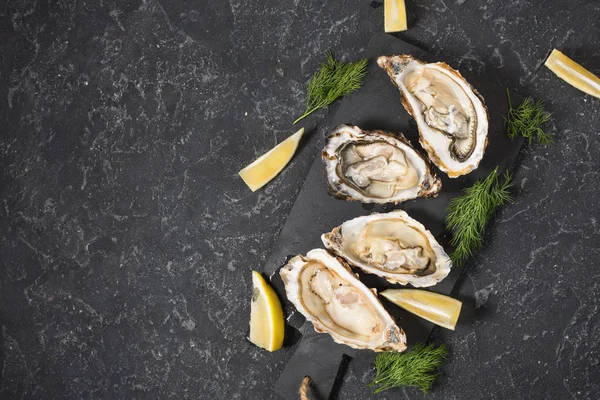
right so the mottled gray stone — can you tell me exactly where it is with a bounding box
[0,0,599,399]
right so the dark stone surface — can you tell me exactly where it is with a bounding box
[0,1,599,399]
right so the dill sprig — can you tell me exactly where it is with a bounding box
[368,343,449,394]
[505,89,553,145]
[446,167,514,265]
[294,52,368,124]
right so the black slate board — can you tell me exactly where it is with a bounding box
[264,33,525,400]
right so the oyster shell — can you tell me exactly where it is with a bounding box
[322,210,451,287]
[378,55,489,178]
[322,125,442,203]
[280,249,407,352]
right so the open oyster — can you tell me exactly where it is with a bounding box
[322,125,441,203]
[280,249,407,352]
[378,55,489,178]
[322,210,451,287]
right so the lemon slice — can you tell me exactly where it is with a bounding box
[381,289,462,330]
[545,49,600,99]
[384,0,407,32]
[249,271,284,351]
[239,128,305,192]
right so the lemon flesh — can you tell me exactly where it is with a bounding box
[249,271,284,352]
[239,128,305,192]
[384,0,407,32]
[381,289,462,330]
[545,49,600,99]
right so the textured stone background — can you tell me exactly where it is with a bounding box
[1,0,599,399]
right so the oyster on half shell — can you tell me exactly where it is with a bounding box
[323,125,441,203]
[322,210,452,287]
[378,55,489,178]
[280,249,407,352]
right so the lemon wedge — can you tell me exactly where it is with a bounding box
[545,49,600,99]
[249,271,284,352]
[239,128,305,192]
[381,289,462,330]
[384,0,407,32]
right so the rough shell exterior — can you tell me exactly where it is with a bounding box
[321,210,453,287]
[279,249,407,352]
[377,55,490,178]
[322,124,442,203]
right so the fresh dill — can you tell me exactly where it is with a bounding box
[446,167,514,265]
[505,89,553,145]
[368,343,449,394]
[294,52,368,124]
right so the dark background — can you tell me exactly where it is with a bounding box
[1,0,599,399]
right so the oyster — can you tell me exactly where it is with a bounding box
[323,125,441,203]
[378,55,489,178]
[280,249,407,352]
[322,210,451,287]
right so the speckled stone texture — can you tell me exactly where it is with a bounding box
[0,0,599,399]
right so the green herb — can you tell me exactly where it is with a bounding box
[368,343,449,394]
[505,89,553,145]
[294,52,368,124]
[446,167,514,265]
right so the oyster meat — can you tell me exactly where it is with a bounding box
[280,249,407,352]
[322,210,451,287]
[378,55,489,178]
[323,125,442,203]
